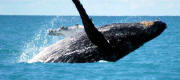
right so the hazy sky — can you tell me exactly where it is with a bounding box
[0,0,179,16]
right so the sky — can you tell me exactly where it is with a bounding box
[0,0,179,16]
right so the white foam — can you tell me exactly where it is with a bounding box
[48,25,84,37]
[98,60,108,63]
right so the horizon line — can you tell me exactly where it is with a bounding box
[0,14,180,17]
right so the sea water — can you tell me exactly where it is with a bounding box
[0,16,179,80]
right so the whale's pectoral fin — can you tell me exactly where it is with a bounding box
[72,0,113,52]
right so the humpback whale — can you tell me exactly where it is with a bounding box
[29,0,166,63]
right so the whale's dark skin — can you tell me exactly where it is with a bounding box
[30,0,166,63]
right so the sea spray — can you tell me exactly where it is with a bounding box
[19,16,83,63]
[19,16,63,63]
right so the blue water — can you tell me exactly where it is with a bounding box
[0,16,179,80]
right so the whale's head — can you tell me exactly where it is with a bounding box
[101,20,166,55]
[102,20,166,42]
[139,21,166,42]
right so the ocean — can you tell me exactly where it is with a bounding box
[0,16,179,80]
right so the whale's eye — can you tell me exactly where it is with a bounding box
[140,21,154,27]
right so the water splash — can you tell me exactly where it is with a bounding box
[98,60,108,63]
[19,16,63,63]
